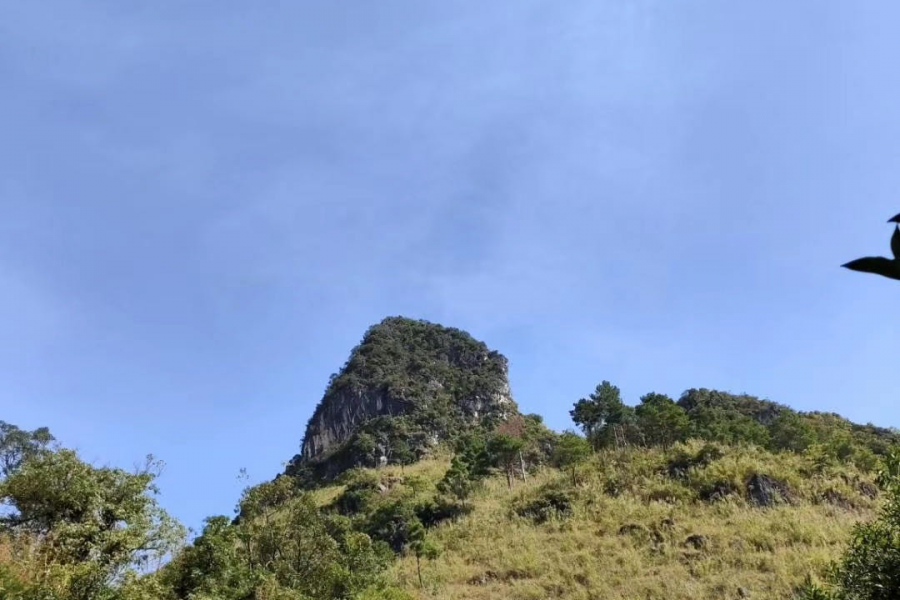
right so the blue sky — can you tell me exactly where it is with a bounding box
[2,1,899,533]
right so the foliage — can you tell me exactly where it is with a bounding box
[437,456,474,505]
[486,434,525,489]
[666,443,724,480]
[327,317,510,405]
[163,476,396,600]
[570,381,634,449]
[551,431,591,485]
[635,392,689,448]
[156,515,249,600]
[6,348,900,600]
[569,383,898,470]
[0,420,405,600]
[518,413,558,468]
[824,448,900,600]
[351,432,379,468]
[0,448,185,600]
[1,409,890,600]
[361,498,421,553]
[414,496,470,528]
[389,439,416,470]
[770,411,817,453]
[687,404,771,446]
[511,483,574,524]
[452,433,492,481]
[793,575,838,600]
[0,421,55,479]
[382,441,874,599]
[406,519,439,589]
[334,470,381,516]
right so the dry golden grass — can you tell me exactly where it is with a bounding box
[0,533,38,589]
[383,443,876,600]
[0,538,11,565]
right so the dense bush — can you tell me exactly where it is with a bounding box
[162,477,399,600]
[334,470,382,515]
[666,443,724,479]
[512,483,575,524]
[821,450,900,599]
[361,499,421,553]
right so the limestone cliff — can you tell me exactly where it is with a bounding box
[286,316,517,480]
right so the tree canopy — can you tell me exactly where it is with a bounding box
[570,381,634,449]
[0,421,55,479]
[0,447,184,600]
[568,383,898,467]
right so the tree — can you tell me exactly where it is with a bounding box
[0,448,185,600]
[0,420,54,479]
[406,519,439,590]
[635,393,689,448]
[826,448,900,599]
[167,477,394,600]
[454,433,492,480]
[158,515,252,600]
[334,531,394,597]
[487,434,525,488]
[570,381,632,449]
[769,411,816,453]
[390,438,416,471]
[235,478,349,598]
[495,415,531,482]
[437,456,474,506]
[518,413,559,470]
[687,404,771,447]
[552,431,591,485]
[353,432,379,467]
[362,498,420,554]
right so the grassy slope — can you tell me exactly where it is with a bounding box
[310,443,878,600]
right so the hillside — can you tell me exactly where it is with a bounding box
[313,443,880,600]
[2,317,900,600]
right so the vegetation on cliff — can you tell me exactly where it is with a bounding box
[288,317,521,482]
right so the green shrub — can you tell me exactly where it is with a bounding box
[363,499,419,552]
[512,484,575,524]
[335,487,377,516]
[666,443,724,479]
[415,496,471,528]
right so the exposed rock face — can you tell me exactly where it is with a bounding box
[300,389,409,460]
[745,473,794,507]
[288,316,518,480]
[301,379,515,462]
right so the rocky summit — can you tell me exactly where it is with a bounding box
[286,316,518,480]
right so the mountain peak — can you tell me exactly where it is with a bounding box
[287,316,517,480]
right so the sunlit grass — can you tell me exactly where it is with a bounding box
[379,443,876,600]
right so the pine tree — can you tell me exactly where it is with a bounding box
[437,456,474,506]
[406,520,439,590]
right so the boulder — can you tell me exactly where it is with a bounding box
[745,473,793,507]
